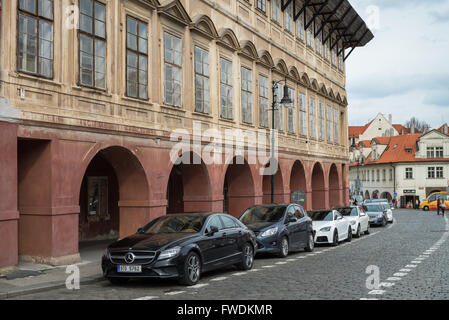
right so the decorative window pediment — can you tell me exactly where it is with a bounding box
[217,28,240,51]
[239,40,259,61]
[158,0,192,26]
[257,50,274,69]
[274,59,288,76]
[190,15,219,40]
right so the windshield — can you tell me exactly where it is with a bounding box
[309,211,334,221]
[142,215,205,234]
[240,206,286,224]
[338,207,358,217]
[365,205,384,212]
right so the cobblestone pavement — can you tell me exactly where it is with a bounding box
[9,209,449,300]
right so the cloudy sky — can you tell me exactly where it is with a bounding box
[346,0,449,128]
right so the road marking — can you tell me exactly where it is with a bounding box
[387,277,402,281]
[360,298,379,300]
[393,272,408,277]
[249,269,260,272]
[368,290,385,295]
[286,259,296,261]
[411,261,422,264]
[134,296,159,300]
[275,262,287,265]
[399,269,412,272]
[211,276,228,281]
[165,291,186,296]
[380,282,395,288]
[405,265,417,268]
[189,283,209,289]
[262,265,275,268]
[232,272,247,276]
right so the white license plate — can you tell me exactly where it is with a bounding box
[118,265,142,273]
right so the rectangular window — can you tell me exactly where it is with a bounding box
[338,53,343,71]
[259,75,269,128]
[405,168,413,180]
[436,167,444,178]
[18,0,54,78]
[389,169,393,181]
[274,84,284,131]
[331,39,337,66]
[164,32,182,107]
[427,147,435,158]
[299,93,307,136]
[372,170,374,181]
[428,167,435,179]
[333,108,339,144]
[272,0,280,23]
[315,27,322,56]
[285,3,293,33]
[306,17,314,48]
[256,0,266,12]
[241,67,253,124]
[287,87,296,134]
[382,169,386,181]
[297,13,304,40]
[79,0,106,89]
[376,170,380,182]
[436,147,444,158]
[318,101,324,140]
[194,46,210,113]
[309,97,316,139]
[324,32,329,60]
[126,16,148,99]
[220,58,233,120]
[326,104,332,142]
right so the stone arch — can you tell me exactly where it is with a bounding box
[258,50,275,68]
[300,72,311,87]
[328,164,341,208]
[262,160,285,204]
[289,66,301,82]
[78,146,150,239]
[311,162,326,210]
[239,40,259,60]
[166,151,212,214]
[365,190,371,200]
[381,192,393,203]
[290,160,307,207]
[274,58,289,76]
[222,156,256,217]
[311,78,320,91]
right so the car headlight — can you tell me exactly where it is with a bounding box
[158,247,181,260]
[261,227,278,237]
[320,227,332,232]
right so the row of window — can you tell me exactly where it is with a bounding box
[17,0,342,141]
[360,167,446,181]
[427,147,444,159]
[256,0,344,70]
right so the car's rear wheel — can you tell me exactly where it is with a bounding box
[346,227,352,242]
[108,277,129,285]
[180,251,201,286]
[423,206,429,211]
[365,224,370,235]
[305,232,314,252]
[238,243,254,270]
[331,231,339,246]
[355,224,361,238]
[279,236,289,258]
[382,218,387,227]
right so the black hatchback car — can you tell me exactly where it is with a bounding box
[239,204,314,258]
[102,213,257,286]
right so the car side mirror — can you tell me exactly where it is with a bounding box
[207,226,219,236]
[137,228,144,234]
[288,217,298,223]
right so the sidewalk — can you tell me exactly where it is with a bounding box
[0,240,109,300]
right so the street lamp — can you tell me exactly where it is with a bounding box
[270,77,292,204]
[351,138,365,198]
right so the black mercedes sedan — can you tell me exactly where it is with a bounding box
[239,204,314,258]
[101,213,257,286]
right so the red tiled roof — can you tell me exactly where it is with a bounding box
[357,134,449,165]
[358,140,372,148]
[372,137,391,145]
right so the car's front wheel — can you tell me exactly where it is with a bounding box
[180,251,201,286]
[355,224,361,238]
[305,232,314,252]
[331,231,339,246]
[279,236,289,258]
[423,206,429,211]
[237,243,254,270]
[346,227,352,242]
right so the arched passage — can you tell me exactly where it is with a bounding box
[78,146,150,240]
[381,192,393,202]
[329,164,340,208]
[312,162,326,210]
[365,190,370,200]
[167,152,212,213]
[223,156,256,217]
[262,160,285,204]
[290,161,307,206]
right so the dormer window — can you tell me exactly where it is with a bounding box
[405,148,412,154]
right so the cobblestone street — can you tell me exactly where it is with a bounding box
[9,209,449,300]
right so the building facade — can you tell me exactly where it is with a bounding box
[0,0,372,270]
[349,130,449,207]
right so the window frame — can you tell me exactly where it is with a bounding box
[194,45,210,114]
[17,0,55,79]
[163,31,183,108]
[258,74,269,128]
[78,0,107,90]
[241,66,253,125]
[125,15,149,100]
[220,57,233,120]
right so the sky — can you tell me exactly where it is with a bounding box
[346,0,449,129]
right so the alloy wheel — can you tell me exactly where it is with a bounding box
[244,245,254,268]
[187,254,200,283]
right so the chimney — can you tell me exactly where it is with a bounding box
[443,124,448,135]
[411,122,415,134]
[388,114,392,124]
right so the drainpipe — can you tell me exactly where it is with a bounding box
[391,162,396,206]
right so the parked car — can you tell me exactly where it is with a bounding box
[364,199,394,210]
[364,204,388,227]
[239,204,314,258]
[309,210,352,246]
[102,213,257,286]
[333,206,370,237]
[380,203,394,223]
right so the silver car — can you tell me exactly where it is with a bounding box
[364,204,388,227]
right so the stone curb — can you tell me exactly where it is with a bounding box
[0,275,105,300]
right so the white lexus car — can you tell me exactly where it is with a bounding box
[334,206,370,237]
[309,210,352,246]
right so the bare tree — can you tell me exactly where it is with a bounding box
[404,117,431,133]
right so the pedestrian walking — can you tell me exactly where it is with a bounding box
[441,200,446,217]
[415,198,420,209]
[437,196,441,215]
